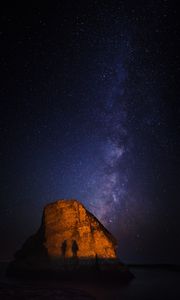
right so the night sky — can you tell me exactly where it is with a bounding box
[0,1,179,264]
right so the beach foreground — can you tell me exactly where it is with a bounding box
[0,262,180,299]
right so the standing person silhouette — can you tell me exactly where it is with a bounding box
[72,240,79,258]
[61,240,67,258]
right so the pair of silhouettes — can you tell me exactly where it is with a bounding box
[61,240,79,258]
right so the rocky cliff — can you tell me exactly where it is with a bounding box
[13,199,117,261]
[8,199,134,280]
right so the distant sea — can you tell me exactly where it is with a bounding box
[0,261,180,299]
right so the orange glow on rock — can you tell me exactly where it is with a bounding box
[43,199,117,259]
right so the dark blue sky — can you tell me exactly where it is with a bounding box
[0,1,179,263]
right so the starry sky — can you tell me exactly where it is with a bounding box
[0,1,179,263]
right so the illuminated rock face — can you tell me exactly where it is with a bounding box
[12,199,117,263]
[8,200,134,279]
[43,199,117,259]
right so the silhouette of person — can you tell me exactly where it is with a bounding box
[72,240,79,258]
[61,240,67,258]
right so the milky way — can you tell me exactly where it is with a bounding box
[84,60,130,223]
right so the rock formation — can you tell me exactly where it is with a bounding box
[8,199,133,280]
[14,199,117,259]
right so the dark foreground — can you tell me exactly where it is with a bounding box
[0,262,180,299]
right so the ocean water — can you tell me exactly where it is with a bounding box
[69,267,180,299]
[0,263,180,299]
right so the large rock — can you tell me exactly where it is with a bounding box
[14,199,117,260]
[8,199,133,280]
